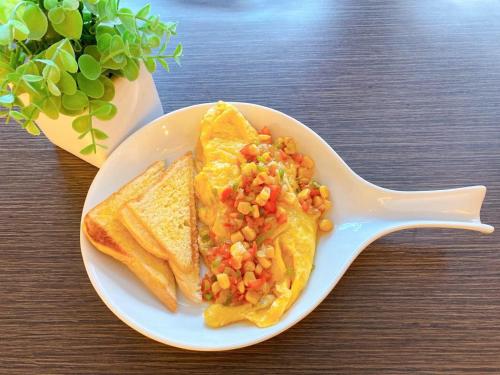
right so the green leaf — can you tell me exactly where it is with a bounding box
[23,74,43,82]
[25,121,41,136]
[43,64,60,83]
[158,58,170,72]
[72,114,91,133]
[99,76,115,101]
[92,128,108,140]
[173,43,183,58]
[58,49,78,73]
[77,73,104,98]
[97,33,112,53]
[80,144,96,154]
[110,34,125,52]
[60,106,85,116]
[122,58,139,81]
[78,54,101,80]
[91,100,116,120]
[83,45,101,61]
[47,80,61,96]
[144,57,156,73]
[62,90,89,110]
[35,58,58,68]
[0,93,15,104]
[62,0,80,11]
[9,111,25,121]
[0,24,12,45]
[48,7,65,24]
[118,8,136,31]
[23,4,48,40]
[148,35,160,49]
[52,9,82,39]
[58,71,77,95]
[136,4,150,19]
[41,95,60,119]
[44,0,59,10]
[11,20,29,41]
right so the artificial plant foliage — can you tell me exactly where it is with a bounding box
[0,0,182,154]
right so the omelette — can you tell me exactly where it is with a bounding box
[195,101,333,328]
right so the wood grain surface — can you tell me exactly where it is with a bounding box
[1,0,499,373]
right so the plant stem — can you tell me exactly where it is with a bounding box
[17,41,32,57]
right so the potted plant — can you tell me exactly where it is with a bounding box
[0,0,182,167]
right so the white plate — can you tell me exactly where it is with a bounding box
[80,102,493,351]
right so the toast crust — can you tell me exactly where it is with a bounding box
[126,153,198,273]
[82,161,177,311]
[119,205,201,303]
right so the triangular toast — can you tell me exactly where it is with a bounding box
[82,161,177,311]
[120,205,201,302]
[125,153,199,282]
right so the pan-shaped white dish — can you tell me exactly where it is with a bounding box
[80,103,494,351]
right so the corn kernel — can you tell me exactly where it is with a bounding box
[297,188,311,200]
[258,256,272,269]
[319,185,329,199]
[255,263,263,275]
[298,167,313,179]
[319,219,333,232]
[237,201,252,215]
[265,245,275,258]
[245,290,261,305]
[242,162,257,176]
[283,192,296,205]
[283,137,296,154]
[241,226,256,241]
[230,231,244,243]
[211,281,221,294]
[230,241,247,259]
[258,134,271,143]
[277,206,287,218]
[244,271,256,286]
[252,204,260,218]
[237,281,245,294]
[302,155,314,169]
[243,260,255,272]
[216,273,230,289]
[255,186,271,206]
[323,199,332,210]
[247,143,259,156]
[256,249,266,258]
[313,195,323,208]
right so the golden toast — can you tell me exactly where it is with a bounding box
[124,153,200,286]
[120,205,201,303]
[82,161,177,311]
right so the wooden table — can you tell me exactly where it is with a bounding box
[1,1,499,373]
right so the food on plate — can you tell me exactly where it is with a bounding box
[83,161,177,311]
[195,101,333,327]
[120,153,201,302]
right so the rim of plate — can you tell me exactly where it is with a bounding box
[80,102,348,351]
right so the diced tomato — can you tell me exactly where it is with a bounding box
[248,242,258,256]
[277,213,287,224]
[279,150,288,161]
[220,186,234,202]
[248,278,265,290]
[268,164,277,176]
[264,200,276,214]
[240,144,257,161]
[301,201,310,211]
[259,126,271,135]
[264,238,273,245]
[269,185,281,201]
[293,153,303,163]
[310,188,320,197]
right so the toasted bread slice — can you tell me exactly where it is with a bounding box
[83,161,177,311]
[120,205,201,303]
[125,153,199,275]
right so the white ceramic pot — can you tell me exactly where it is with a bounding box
[36,64,163,167]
